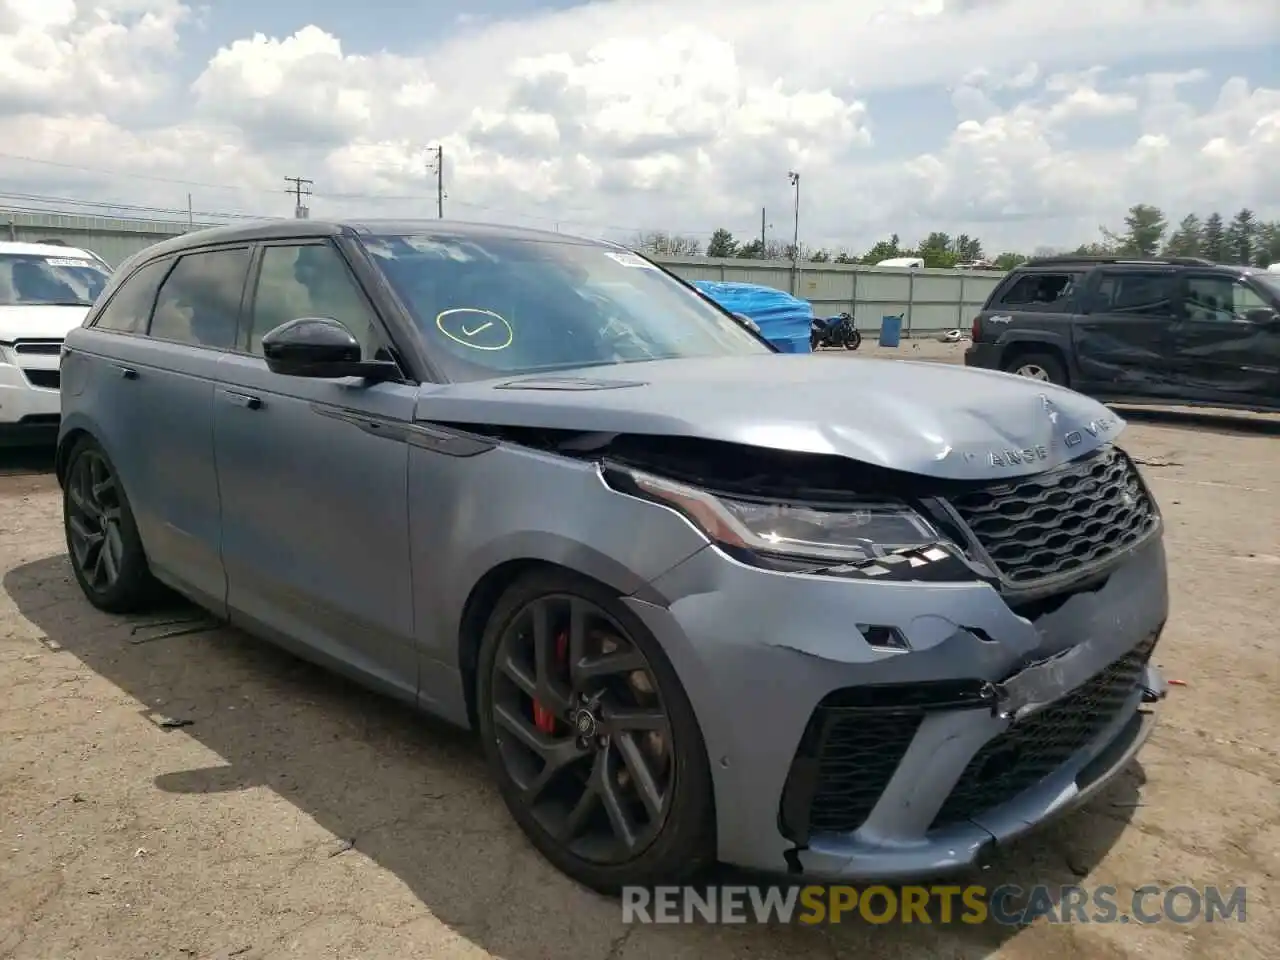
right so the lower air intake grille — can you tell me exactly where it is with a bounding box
[930,632,1158,831]
[779,680,995,843]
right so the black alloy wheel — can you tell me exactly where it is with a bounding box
[63,437,158,613]
[477,570,714,893]
[843,327,862,350]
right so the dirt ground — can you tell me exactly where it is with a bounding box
[2,342,1278,959]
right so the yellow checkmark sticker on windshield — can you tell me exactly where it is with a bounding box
[436,308,513,351]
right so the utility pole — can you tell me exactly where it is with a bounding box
[284,176,312,219]
[426,146,444,218]
[760,207,766,250]
[788,171,801,294]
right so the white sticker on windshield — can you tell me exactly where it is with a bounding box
[46,257,95,268]
[604,251,657,269]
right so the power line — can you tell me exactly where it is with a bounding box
[0,143,749,237]
[284,176,313,219]
[0,190,268,222]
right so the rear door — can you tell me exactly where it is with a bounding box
[976,268,1082,366]
[1073,267,1179,399]
[69,246,250,613]
[1171,272,1280,405]
[212,238,420,700]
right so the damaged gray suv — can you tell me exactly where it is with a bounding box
[57,220,1168,893]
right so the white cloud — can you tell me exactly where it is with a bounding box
[0,0,186,115]
[0,0,1278,251]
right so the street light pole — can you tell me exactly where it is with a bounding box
[788,170,800,294]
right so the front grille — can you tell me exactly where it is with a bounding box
[12,339,62,356]
[947,444,1157,584]
[929,632,1158,831]
[23,369,60,390]
[778,680,995,843]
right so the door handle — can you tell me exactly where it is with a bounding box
[221,389,263,410]
[115,365,138,380]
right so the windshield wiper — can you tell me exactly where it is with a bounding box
[29,300,93,307]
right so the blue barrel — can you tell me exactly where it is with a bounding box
[879,313,903,347]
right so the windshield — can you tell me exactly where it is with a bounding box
[0,253,110,307]
[360,232,771,381]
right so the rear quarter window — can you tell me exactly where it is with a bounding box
[991,271,1081,312]
[91,258,173,334]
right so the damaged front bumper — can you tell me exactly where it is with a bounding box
[624,531,1168,881]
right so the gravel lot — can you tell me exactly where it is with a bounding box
[2,342,1278,959]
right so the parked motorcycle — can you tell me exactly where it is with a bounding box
[810,312,862,351]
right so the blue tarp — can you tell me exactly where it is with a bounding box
[692,280,813,353]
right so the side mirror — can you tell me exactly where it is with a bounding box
[1244,307,1280,329]
[260,317,399,381]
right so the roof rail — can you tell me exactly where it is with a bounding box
[1021,254,1216,267]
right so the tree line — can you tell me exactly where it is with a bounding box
[630,205,1280,270]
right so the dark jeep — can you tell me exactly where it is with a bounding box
[964,255,1280,414]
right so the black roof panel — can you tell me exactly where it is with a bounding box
[138,217,606,262]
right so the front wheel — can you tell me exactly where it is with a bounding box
[476,569,715,894]
[843,328,862,350]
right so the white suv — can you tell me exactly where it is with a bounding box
[0,240,113,445]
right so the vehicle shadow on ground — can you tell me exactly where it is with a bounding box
[5,554,1142,958]
[0,444,56,476]
[1109,406,1280,438]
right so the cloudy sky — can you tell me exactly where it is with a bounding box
[1,0,1277,255]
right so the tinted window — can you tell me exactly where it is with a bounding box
[0,253,111,307]
[247,244,383,357]
[93,258,171,333]
[997,272,1078,310]
[1089,271,1175,316]
[362,233,768,382]
[1183,275,1268,322]
[149,248,249,349]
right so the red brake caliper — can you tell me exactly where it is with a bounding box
[532,631,569,734]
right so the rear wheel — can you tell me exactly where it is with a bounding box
[476,568,715,893]
[1004,351,1067,386]
[62,436,160,613]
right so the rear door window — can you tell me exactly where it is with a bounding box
[1087,271,1176,317]
[995,272,1079,311]
[149,248,250,349]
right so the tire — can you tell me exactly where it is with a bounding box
[1003,351,1067,386]
[62,435,160,614]
[843,329,862,350]
[810,331,822,351]
[476,567,715,894]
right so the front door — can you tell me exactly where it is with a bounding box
[1171,273,1280,405]
[1073,267,1179,399]
[213,240,419,700]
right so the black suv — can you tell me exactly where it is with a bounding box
[964,256,1280,413]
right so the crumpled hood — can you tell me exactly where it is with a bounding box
[0,305,90,343]
[416,354,1125,480]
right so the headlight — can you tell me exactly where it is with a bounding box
[616,467,941,562]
